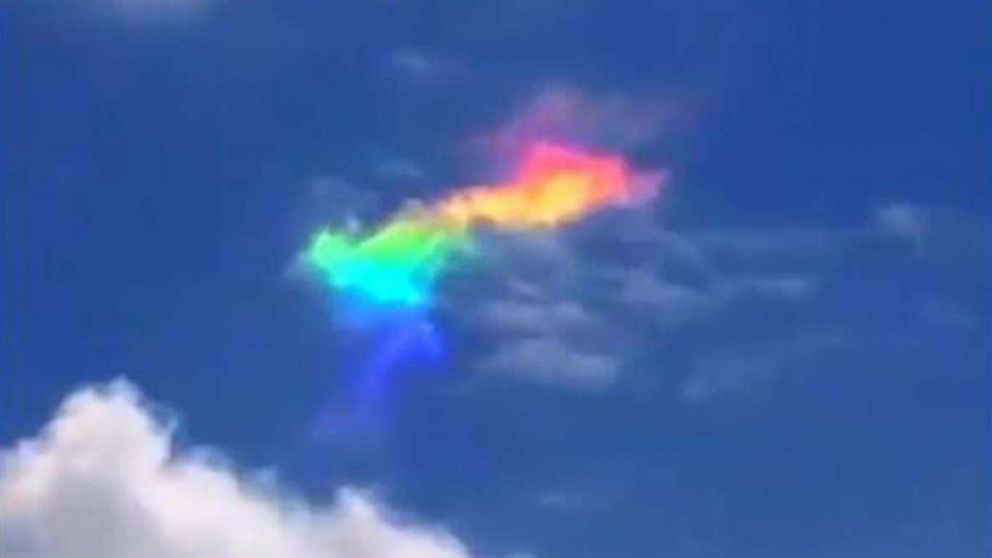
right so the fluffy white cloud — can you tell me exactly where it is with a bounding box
[0,381,475,558]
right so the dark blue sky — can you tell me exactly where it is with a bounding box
[3,1,990,557]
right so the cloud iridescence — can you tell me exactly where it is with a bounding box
[303,142,662,312]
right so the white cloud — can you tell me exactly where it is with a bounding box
[0,381,475,558]
[477,336,621,391]
[611,269,711,328]
[477,299,599,336]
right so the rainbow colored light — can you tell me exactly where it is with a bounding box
[304,142,659,311]
[306,211,469,310]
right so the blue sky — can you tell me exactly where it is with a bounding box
[2,1,990,557]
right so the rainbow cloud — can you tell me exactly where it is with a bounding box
[302,142,664,423]
[304,142,663,312]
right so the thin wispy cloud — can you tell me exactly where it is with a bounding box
[680,333,846,404]
[876,201,928,255]
[94,0,214,24]
[443,202,988,398]
[478,85,694,155]
[388,48,466,84]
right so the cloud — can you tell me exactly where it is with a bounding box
[714,275,817,303]
[388,49,464,83]
[610,269,711,328]
[0,381,475,558]
[876,201,927,254]
[680,334,845,404]
[96,0,213,24]
[690,226,864,271]
[535,490,592,514]
[441,225,687,391]
[444,229,629,391]
[375,159,429,183]
[477,336,621,391]
[478,85,693,155]
[916,296,979,331]
[444,200,983,395]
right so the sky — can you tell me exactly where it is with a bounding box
[1,1,990,557]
